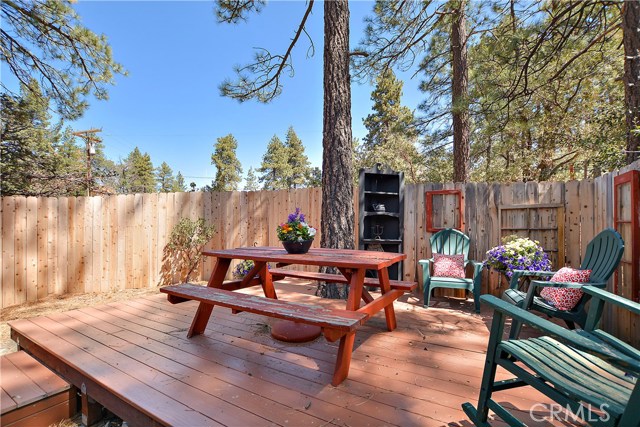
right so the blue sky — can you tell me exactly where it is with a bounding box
[16,1,426,189]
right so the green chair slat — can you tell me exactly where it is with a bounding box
[582,229,625,282]
[501,338,632,416]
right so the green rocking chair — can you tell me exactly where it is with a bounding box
[463,287,640,427]
[418,228,483,313]
[502,228,624,338]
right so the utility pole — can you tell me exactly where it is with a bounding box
[73,129,102,196]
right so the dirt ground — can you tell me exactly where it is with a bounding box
[0,288,160,356]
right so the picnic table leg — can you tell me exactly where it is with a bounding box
[346,268,365,310]
[378,267,397,331]
[338,267,373,305]
[188,258,231,338]
[332,331,356,386]
[259,266,277,299]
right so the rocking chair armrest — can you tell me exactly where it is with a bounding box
[481,294,640,374]
[529,280,606,290]
[521,280,605,311]
[508,270,555,289]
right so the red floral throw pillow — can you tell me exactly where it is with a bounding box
[432,253,465,278]
[539,267,592,311]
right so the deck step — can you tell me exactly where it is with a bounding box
[161,284,368,332]
[270,268,417,291]
[1,350,76,427]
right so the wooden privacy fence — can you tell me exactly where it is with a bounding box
[2,161,638,345]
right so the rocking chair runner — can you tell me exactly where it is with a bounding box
[418,228,483,313]
[502,228,624,338]
[463,287,640,427]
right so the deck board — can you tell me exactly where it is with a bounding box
[9,282,562,426]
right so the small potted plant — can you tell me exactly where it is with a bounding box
[277,208,317,254]
[232,259,256,279]
[485,235,552,279]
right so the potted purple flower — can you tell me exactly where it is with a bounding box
[277,208,317,254]
[485,236,552,279]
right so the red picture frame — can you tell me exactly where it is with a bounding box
[425,189,464,232]
[614,170,639,302]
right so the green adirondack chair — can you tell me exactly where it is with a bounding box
[502,228,624,338]
[463,287,640,427]
[418,228,483,313]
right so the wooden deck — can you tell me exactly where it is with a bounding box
[8,281,561,427]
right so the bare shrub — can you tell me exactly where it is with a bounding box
[159,218,215,286]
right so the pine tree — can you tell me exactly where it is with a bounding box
[258,135,290,190]
[1,81,86,196]
[122,147,156,193]
[363,69,415,151]
[156,162,175,192]
[284,126,310,188]
[173,172,187,192]
[211,134,243,191]
[244,167,260,191]
[362,69,423,182]
[1,0,125,120]
[305,167,322,188]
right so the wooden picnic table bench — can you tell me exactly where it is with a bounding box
[161,246,412,386]
[160,284,368,343]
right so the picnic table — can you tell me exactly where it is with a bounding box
[161,246,416,385]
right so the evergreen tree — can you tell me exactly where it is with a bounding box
[156,162,175,192]
[468,6,626,182]
[1,0,125,120]
[1,81,86,196]
[122,147,156,193]
[244,167,260,191]
[363,69,415,151]
[173,172,187,192]
[211,134,243,191]
[258,135,290,190]
[305,167,322,188]
[362,69,423,182]
[284,126,310,188]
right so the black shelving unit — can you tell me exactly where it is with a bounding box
[358,164,404,280]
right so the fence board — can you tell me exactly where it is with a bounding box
[47,197,57,295]
[101,196,111,293]
[14,197,27,304]
[564,181,581,267]
[56,198,69,295]
[112,195,123,291]
[2,197,15,307]
[404,183,417,283]
[580,180,596,257]
[37,197,47,300]
[24,197,37,303]
[91,197,103,294]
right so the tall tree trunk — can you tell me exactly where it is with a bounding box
[318,0,354,299]
[623,0,640,164]
[451,0,470,182]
